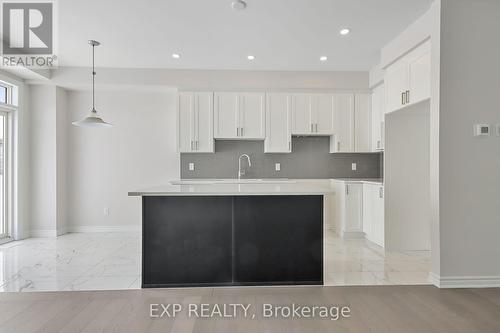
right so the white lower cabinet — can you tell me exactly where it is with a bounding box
[331,180,384,247]
[332,180,363,238]
[362,183,385,247]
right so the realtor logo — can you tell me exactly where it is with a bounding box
[1,1,57,68]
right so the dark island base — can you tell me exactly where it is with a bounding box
[142,195,323,288]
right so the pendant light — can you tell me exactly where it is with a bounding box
[72,40,113,128]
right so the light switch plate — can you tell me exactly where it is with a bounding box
[351,163,357,171]
[188,163,195,171]
[275,163,281,171]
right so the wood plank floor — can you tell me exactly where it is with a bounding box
[1,285,500,333]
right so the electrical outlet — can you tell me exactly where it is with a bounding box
[351,163,357,171]
[275,163,281,171]
[104,207,110,216]
[188,163,195,171]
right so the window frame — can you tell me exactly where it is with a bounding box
[0,81,14,242]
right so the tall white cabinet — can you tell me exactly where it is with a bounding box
[265,93,292,153]
[177,92,214,153]
[214,92,265,139]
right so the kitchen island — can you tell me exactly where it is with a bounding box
[129,181,334,288]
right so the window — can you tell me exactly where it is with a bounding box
[0,82,13,241]
[0,86,6,104]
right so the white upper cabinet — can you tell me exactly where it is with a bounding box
[265,93,292,153]
[371,84,385,151]
[354,93,372,153]
[214,92,238,138]
[385,40,431,113]
[291,94,311,134]
[315,94,334,135]
[214,92,265,139]
[177,92,214,153]
[330,94,354,153]
[291,94,333,135]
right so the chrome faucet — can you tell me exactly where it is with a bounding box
[238,154,252,179]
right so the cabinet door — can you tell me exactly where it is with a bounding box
[408,42,431,105]
[143,196,233,287]
[354,94,372,152]
[239,93,265,139]
[385,61,408,113]
[373,186,385,247]
[331,94,354,153]
[362,184,374,239]
[234,196,323,285]
[177,92,195,152]
[265,94,291,153]
[314,94,334,135]
[214,93,238,138]
[345,183,363,233]
[291,94,312,135]
[194,92,214,153]
[371,85,384,152]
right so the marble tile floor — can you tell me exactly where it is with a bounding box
[0,230,430,292]
[324,229,431,286]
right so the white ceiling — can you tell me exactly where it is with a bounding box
[58,0,433,71]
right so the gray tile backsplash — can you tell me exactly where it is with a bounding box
[180,137,382,179]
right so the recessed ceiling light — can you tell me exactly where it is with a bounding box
[339,28,350,36]
[247,55,255,60]
[231,0,247,10]
[172,53,181,59]
[320,56,328,61]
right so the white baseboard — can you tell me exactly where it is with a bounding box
[429,272,500,288]
[30,229,58,238]
[67,225,141,233]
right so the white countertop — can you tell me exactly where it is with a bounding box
[129,180,334,196]
[332,178,384,185]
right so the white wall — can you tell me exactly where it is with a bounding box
[47,68,370,92]
[65,89,178,231]
[385,104,430,251]
[28,85,58,237]
[56,87,68,235]
[437,0,500,284]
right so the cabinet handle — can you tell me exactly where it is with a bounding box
[346,185,349,196]
[315,124,318,132]
[379,187,384,198]
[377,140,381,149]
[289,141,291,151]
[190,141,193,150]
[401,92,405,105]
[310,123,313,133]
[406,90,410,104]
[337,141,341,152]
[196,141,199,150]
[241,127,244,137]
[237,127,240,136]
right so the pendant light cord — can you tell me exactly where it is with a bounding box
[92,43,96,111]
